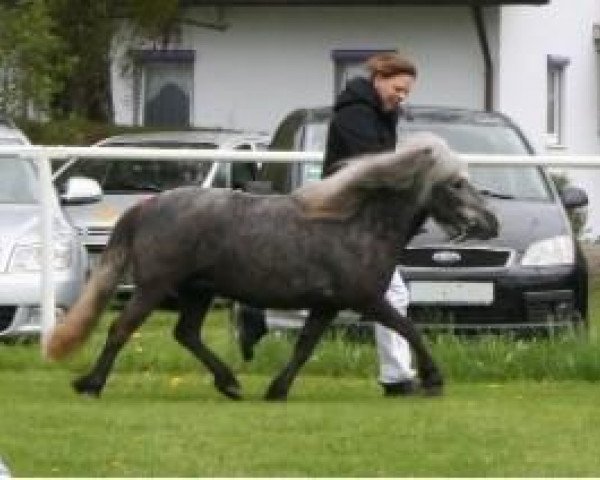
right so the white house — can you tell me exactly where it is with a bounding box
[110,0,600,236]
[496,0,600,238]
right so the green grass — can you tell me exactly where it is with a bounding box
[1,281,600,476]
[1,373,600,477]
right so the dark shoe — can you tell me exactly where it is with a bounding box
[236,306,267,361]
[381,379,419,396]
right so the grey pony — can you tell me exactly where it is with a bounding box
[45,133,498,400]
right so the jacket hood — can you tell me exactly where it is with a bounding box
[334,77,383,112]
[334,77,398,124]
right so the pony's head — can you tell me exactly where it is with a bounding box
[398,132,499,241]
[293,132,498,241]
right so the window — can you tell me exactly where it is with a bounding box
[133,50,195,127]
[231,144,259,189]
[0,157,38,204]
[546,55,570,146]
[331,49,396,96]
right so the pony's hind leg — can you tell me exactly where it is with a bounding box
[173,288,241,400]
[265,307,337,401]
[72,286,166,396]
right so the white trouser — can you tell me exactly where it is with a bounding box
[0,456,10,478]
[376,268,416,384]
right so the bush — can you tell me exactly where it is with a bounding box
[14,117,154,146]
[551,172,587,237]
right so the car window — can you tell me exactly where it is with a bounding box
[468,165,550,200]
[399,123,550,201]
[229,143,259,188]
[0,157,38,203]
[298,123,329,185]
[56,158,214,192]
[398,123,529,155]
[295,119,551,201]
[55,141,217,192]
[303,122,329,152]
[300,119,532,156]
[212,162,230,188]
[259,163,292,193]
[106,141,218,149]
[303,122,529,155]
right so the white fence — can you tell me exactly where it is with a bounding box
[1,144,600,350]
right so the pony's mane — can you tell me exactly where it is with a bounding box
[292,132,466,219]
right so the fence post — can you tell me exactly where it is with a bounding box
[37,150,56,352]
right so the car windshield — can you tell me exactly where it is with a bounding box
[398,121,530,154]
[0,157,39,203]
[301,120,551,201]
[56,142,216,192]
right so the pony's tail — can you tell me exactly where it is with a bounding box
[43,206,139,360]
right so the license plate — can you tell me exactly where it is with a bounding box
[408,281,494,305]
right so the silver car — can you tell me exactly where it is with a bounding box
[54,129,270,293]
[0,119,30,146]
[0,123,89,339]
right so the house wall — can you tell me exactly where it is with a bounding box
[497,0,600,237]
[111,3,600,237]
[111,5,487,132]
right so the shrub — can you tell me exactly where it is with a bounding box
[15,116,152,146]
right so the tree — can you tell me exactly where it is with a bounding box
[0,0,72,118]
[1,0,182,121]
[47,0,183,121]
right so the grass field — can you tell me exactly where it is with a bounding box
[1,280,600,476]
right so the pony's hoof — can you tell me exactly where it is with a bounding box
[264,387,288,401]
[421,383,444,397]
[420,376,444,397]
[215,381,242,400]
[72,376,103,397]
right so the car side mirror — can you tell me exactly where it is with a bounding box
[60,176,102,204]
[560,186,588,209]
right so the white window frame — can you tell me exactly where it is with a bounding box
[546,55,570,147]
[132,50,195,127]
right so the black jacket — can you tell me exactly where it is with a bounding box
[322,77,399,178]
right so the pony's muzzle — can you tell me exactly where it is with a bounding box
[467,209,499,240]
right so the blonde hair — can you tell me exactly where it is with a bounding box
[366,53,417,80]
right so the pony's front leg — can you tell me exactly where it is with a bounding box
[73,287,164,396]
[368,300,443,396]
[265,308,337,401]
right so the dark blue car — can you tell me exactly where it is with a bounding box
[254,106,589,334]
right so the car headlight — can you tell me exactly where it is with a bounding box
[521,235,574,266]
[9,238,74,272]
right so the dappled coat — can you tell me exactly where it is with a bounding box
[44,134,498,401]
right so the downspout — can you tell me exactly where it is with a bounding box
[471,6,493,111]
